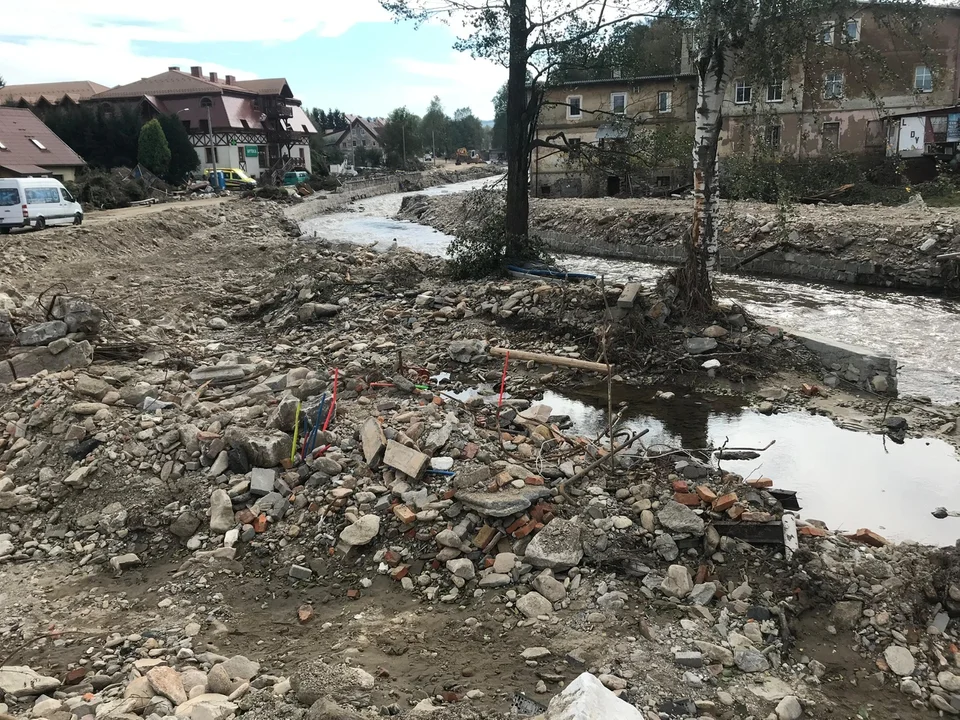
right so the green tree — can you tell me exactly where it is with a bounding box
[381,107,422,168]
[137,118,171,175]
[156,113,199,184]
[450,107,483,151]
[491,83,508,150]
[420,96,450,156]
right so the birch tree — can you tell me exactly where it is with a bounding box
[380,0,647,259]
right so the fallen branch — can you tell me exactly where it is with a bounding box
[555,429,649,502]
[490,347,610,374]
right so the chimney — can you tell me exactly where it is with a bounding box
[190,66,202,78]
[168,66,180,71]
[209,71,218,83]
[225,75,235,86]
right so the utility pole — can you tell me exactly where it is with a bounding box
[201,97,219,189]
[402,124,406,167]
[432,130,436,166]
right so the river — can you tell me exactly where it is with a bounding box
[299,176,960,545]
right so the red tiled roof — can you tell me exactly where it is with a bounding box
[0,108,85,169]
[92,70,255,100]
[1,81,108,105]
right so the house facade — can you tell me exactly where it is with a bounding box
[535,6,960,197]
[0,107,85,181]
[87,67,316,180]
[534,75,696,197]
[324,115,384,165]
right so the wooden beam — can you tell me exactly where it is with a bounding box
[490,347,611,374]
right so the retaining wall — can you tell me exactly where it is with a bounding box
[286,173,425,221]
[788,330,898,395]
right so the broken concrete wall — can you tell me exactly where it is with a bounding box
[788,329,898,394]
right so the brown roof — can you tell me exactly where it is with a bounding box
[1,80,108,105]
[0,108,85,170]
[92,70,255,100]
[232,78,293,97]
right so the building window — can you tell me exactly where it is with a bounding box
[915,65,933,93]
[734,80,752,104]
[362,140,367,147]
[824,71,844,99]
[764,124,782,149]
[656,175,671,188]
[822,121,841,150]
[199,118,210,133]
[567,95,582,119]
[29,138,47,151]
[181,120,190,132]
[658,91,673,113]
[352,140,357,147]
[204,147,219,163]
[0,140,7,151]
[610,92,627,115]
[240,119,250,129]
[766,81,783,102]
[821,22,834,44]
[845,18,860,43]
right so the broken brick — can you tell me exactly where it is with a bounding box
[505,515,531,535]
[726,505,744,520]
[740,511,774,523]
[695,486,717,503]
[390,565,409,581]
[799,526,828,537]
[473,525,497,549]
[512,520,540,539]
[383,550,402,566]
[672,480,689,493]
[236,508,257,525]
[712,492,738,512]
[252,514,268,533]
[462,442,479,459]
[393,504,417,524]
[747,477,774,488]
[674,492,701,507]
[524,475,544,485]
[346,588,360,599]
[64,667,87,685]
[847,528,888,547]
[530,502,555,523]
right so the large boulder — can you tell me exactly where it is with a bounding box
[0,666,61,697]
[657,501,705,535]
[524,518,583,569]
[225,428,293,468]
[543,672,644,720]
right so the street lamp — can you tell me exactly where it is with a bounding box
[200,96,218,187]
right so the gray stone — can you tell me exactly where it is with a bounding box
[339,515,380,546]
[17,321,68,346]
[478,572,512,587]
[455,486,552,517]
[542,672,644,720]
[930,694,960,715]
[225,428,293,468]
[830,600,863,630]
[209,490,234,533]
[661,564,693,598]
[883,645,915,676]
[776,696,803,720]
[308,697,365,720]
[674,651,703,668]
[597,591,628,612]
[524,518,583,569]
[493,552,517,573]
[299,303,340,321]
[189,365,248,384]
[734,647,770,673]
[685,337,718,355]
[653,533,679,561]
[170,511,201,539]
[75,374,112,400]
[289,564,313,581]
[220,655,259,681]
[173,693,236,720]
[657,501,705,535]
[446,558,475,579]
[52,295,102,334]
[290,659,375,707]
[688,582,717,606]
[206,664,240,696]
[109,553,141,572]
[448,339,487,363]
[939,671,960,693]
[695,641,733,667]
[532,572,566,603]
[250,468,275,497]
[517,591,554,618]
[0,666,61,697]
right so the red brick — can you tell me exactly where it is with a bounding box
[236,508,257,525]
[64,667,87,685]
[393,504,417,524]
[747,477,774,488]
[512,520,540,538]
[695,486,718,503]
[530,502,555,523]
[442,488,456,500]
[524,476,544,486]
[505,515,530,535]
[346,589,361,600]
[674,492,701,507]
[483,556,495,569]
[726,505,744,520]
[390,565,409,581]
[672,480,689,493]
[462,442,479,459]
[252,514,268,533]
[694,565,709,584]
[847,528,888,547]
[712,492,738,512]
[383,550,402,566]
[473,525,497,549]
[799,526,828,537]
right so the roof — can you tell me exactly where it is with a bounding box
[551,73,696,88]
[92,70,255,100]
[885,103,960,119]
[0,108,85,169]
[1,81,108,105]
[324,130,348,146]
[0,163,49,174]
[232,78,293,97]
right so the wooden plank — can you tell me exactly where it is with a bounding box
[361,417,386,468]
[383,439,429,480]
[490,347,610,374]
[617,282,643,309]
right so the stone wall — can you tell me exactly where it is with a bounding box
[788,330,898,394]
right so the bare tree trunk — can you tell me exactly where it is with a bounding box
[680,42,731,314]
[504,0,530,258]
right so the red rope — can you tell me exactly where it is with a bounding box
[497,350,510,408]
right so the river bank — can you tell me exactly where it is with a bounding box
[397,191,960,293]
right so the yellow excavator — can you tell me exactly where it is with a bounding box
[455,148,484,165]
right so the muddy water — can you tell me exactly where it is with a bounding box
[301,179,960,404]
[542,385,960,547]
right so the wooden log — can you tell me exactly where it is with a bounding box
[383,439,429,480]
[490,347,611,374]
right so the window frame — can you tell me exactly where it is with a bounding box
[766,81,784,103]
[844,18,861,43]
[734,80,752,105]
[914,65,933,93]
[30,138,47,151]
[566,95,583,119]
[764,124,782,150]
[824,70,845,99]
[610,92,627,115]
[821,22,835,45]
[821,120,841,150]
[658,91,673,113]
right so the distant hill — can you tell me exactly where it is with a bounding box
[480,119,495,128]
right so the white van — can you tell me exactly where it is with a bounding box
[0,177,83,234]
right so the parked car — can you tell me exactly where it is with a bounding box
[0,177,83,234]
[203,167,257,189]
[282,170,310,186]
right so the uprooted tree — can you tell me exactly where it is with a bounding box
[381,0,647,261]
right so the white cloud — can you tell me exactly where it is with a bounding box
[392,54,505,116]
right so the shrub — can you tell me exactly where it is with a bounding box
[138,119,171,176]
[67,169,149,209]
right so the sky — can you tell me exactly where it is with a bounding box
[0,1,507,119]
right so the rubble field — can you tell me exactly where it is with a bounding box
[396,191,960,290]
[0,198,959,720]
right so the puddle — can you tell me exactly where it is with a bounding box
[541,385,960,547]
